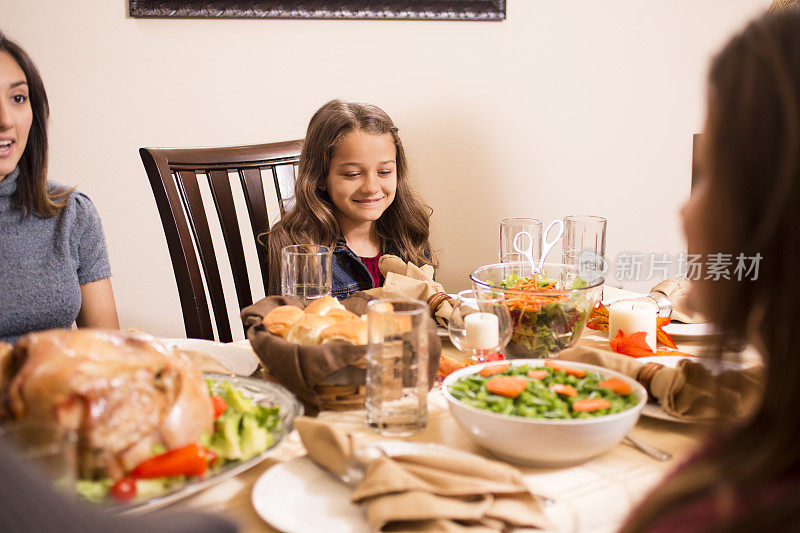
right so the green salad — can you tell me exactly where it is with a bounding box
[448,361,639,419]
[498,273,594,358]
[77,379,281,505]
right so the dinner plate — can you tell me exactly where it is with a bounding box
[118,373,302,515]
[637,356,743,423]
[251,441,472,532]
[162,338,260,376]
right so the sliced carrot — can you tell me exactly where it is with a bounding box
[572,398,612,412]
[485,376,529,398]
[527,369,548,380]
[544,360,586,378]
[549,383,578,397]
[479,362,511,377]
[598,377,633,395]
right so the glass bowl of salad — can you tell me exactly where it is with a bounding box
[470,262,603,358]
[442,359,646,466]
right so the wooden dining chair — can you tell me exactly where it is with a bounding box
[140,140,302,342]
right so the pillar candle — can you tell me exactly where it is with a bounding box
[464,312,500,350]
[608,300,657,352]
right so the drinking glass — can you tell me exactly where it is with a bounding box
[562,215,607,280]
[500,218,542,264]
[281,244,332,300]
[0,421,78,493]
[448,289,513,363]
[365,299,430,437]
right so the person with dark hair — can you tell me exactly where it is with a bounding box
[0,32,118,342]
[621,9,800,532]
[265,99,436,299]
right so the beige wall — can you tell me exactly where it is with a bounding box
[4,0,769,339]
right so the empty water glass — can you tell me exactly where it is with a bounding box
[0,421,78,494]
[500,218,542,264]
[281,244,332,300]
[562,215,607,280]
[365,299,430,437]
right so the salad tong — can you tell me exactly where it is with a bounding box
[513,218,564,273]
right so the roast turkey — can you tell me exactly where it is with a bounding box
[0,329,214,480]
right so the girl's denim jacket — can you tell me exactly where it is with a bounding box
[331,236,402,300]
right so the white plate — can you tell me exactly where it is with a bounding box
[162,338,259,376]
[251,441,472,533]
[660,322,719,338]
[637,356,743,423]
[119,373,302,514]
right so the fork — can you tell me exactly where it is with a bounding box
[624,435,672,461]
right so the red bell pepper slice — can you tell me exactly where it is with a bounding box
[130,443,209,479]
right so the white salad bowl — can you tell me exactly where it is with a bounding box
[442,359,647,466]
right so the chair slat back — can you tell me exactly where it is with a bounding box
[140,140,302,342]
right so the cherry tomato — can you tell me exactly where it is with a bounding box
[110,476,137,502]
[211,396,227,419]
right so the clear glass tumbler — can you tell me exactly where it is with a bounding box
[280,244,332,300]
[500,218,542,264]
[365,299,430,437]
[0,421,78,493]
[562,215,607,279]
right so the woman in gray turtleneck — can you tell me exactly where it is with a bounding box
[0,33,118,342]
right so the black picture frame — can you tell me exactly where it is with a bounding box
[129,1,506,21]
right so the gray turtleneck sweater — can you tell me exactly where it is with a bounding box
[0,167,111,343]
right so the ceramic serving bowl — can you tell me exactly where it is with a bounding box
[470,262,603,358]
[442,359,647,466]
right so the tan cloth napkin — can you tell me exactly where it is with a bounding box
[364,255,454,327]
[559,346,764,421]
[294,417,551,532]
[650,277,705,324]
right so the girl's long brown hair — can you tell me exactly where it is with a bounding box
[265,100,436,294]
[621,10,800,532]
[0,32,70,218]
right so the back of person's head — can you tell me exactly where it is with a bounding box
[622,10,800,532]
[0,32,67,218]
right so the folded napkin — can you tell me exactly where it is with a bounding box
[559,346,764,421]
[294,417,551,532]
[364,255,454,328]
[650,277,705,324]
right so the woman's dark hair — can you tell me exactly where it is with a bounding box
[264,99,436,294]
[621,10,800,532]
[0,32,69,217]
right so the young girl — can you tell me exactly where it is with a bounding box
[266,100,436,299]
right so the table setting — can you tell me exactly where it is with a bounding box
[0,214,765,533]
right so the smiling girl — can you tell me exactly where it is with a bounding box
[266,100,436,299]
[0,33,118,342]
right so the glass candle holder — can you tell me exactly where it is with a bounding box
[448,289,512,362]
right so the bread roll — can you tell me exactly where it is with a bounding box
[325,308,360,321]
[285,314,337,345]
[319,318,368,346]
[263,305,304,337]
[304,296,346,316]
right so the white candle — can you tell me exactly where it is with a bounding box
[608,300,657,352]
[464,312,500,350]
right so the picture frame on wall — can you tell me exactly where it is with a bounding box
[129,1,506,21]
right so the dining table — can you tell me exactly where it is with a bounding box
[172,314,761,533]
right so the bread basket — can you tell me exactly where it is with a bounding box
[242,294,441,414]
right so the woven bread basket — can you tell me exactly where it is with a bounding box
[242,294,440,415]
